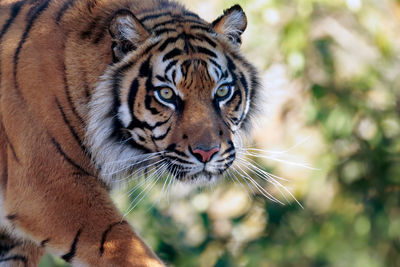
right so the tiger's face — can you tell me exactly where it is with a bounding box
[87,5,259,184]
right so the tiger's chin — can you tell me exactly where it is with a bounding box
[175,171,221,185]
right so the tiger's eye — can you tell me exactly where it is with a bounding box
[216,85,231,98]
[159,88,174,100]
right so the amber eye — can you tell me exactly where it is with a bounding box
[158,88,174,101]
[215,84,232,99]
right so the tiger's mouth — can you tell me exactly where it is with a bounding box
[162,155,235,184]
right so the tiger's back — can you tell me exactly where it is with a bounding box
[0,0,259,266]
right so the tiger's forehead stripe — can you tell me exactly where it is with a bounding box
[138,10,201,23]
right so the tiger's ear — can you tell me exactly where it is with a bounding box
[109,9,149,62]
[212,5,247,46]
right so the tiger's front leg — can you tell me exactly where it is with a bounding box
[3,162,164,267]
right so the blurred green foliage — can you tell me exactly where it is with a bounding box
[40,0,400,266]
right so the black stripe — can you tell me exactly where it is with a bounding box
[225,55,237,71]
[186,77,194,89]
[213,67,221,79]
[167,149,187,158]
[221,141,235,156]
[55,97,89,156]
[144,40,161,54]
[154,28,176,35]
[183,37,194,53]
[229,117,240,126]
[171,70,177,85]
[190,25,211,31]
[153,19,205,29]
[159,36,180,51]
[128,79,139,117]
[180,60,190,79]
[138,135,146,142]
[196,34,217,47]
[183,12,201,20]
[163,48,182,62]
[224,160,235,169]
[145,94,160,115]
[13,0,51,96]
[209,59,222,72]
[139,12,172,23]
[165,60,178,73]
[128,139,151,153]
[139,57,151,77]
[99,221,127,256]
[0,1,24,41]
[0,255,27,266]
[0,242,17,257]
[61,228,82,263]
[80,17,99,39]
[152,19,176,29]
[195,46,217,58]
[40,238,50,247]
[55,0,75,23]
[127,113,171,131]
[217,151,236,162]
[223,152,235,161]
[155,75,166,82]
[221,70,229,79]
[3,129,19,163]
[239,74,249,101]
[6,214,17,221]
[167,156,193,165]
[62,65,85,124]
[51,138,93,177]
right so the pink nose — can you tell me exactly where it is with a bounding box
[192,147,220,163]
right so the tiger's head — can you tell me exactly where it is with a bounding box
[87,5,260,185]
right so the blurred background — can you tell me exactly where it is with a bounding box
[40,0,400,266]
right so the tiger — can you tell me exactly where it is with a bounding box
[0,0,260,266]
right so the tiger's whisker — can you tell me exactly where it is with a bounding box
[240,137,311,156]
[167,166,178,204]
[226,168,253,200]
[125,162,168,196]
[236,158,304,208]
[123,164,169,216]
[231,164,283,204]
[230,164,256,196]
[237,150,317,170]
[104,151,163,166]
[236,157,289,182]
[153,167,172,206]
[236,158,290,203]
[112,161,163,184]
[106,156,165,176]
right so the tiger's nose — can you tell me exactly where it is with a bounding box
[190,146,220,163]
